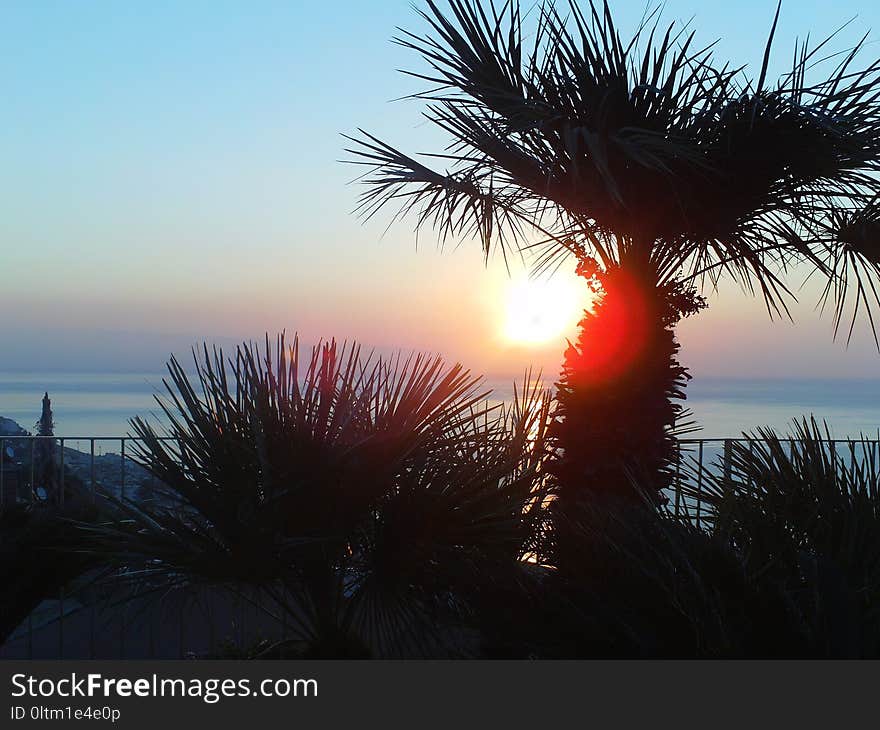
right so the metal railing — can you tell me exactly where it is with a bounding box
[1,435,162,659]
[0,435,181,507]
[1,433,878,658]
[670,436,880,528]
[2,433,877,506]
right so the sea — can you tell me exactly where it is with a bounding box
[0,371,879,442]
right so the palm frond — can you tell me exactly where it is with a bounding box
[819,199,880,347]
[349,0,880,330]
[75,335,553,657]
[679,417,880,654]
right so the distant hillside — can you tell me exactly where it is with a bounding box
[0,415,157,502]
[0,417,28,437]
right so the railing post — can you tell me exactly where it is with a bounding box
[673,442,681,518]
[120,602,126,659]
[90,439,96,503]
[59,438,65,506]
[179,597,186,659]
[90,599,96,659]
[149,600,156,659]
[59,586,65,659]
[748,440,755,490]
[723,439,733,484]
[30,439,35,503]
[695,441,704,530]
[721,438,735,519]
[153,601,160,659]
[241,589,247,650]
[207,588,215,656]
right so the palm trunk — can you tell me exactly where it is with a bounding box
[550,262,690,511]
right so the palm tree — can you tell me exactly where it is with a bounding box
[682,417,880,656]
[346,0,880,511]
[80,335,552,657]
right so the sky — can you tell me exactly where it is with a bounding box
[1,0,879,380]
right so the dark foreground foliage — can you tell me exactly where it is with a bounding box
[36,336,874,658]
[0,478,106,644]
[682,418,880,657]
[77,335,552,657]
[534,497,802,658]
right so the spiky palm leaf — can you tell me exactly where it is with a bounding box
[821,199,880,345]
[347,0,880,333]
[530,488,803,657]
[681,417,880,656]
[78,335,552,657]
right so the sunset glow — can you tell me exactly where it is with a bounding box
[503,273,589,345]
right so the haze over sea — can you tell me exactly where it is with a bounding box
[0,372,878,441]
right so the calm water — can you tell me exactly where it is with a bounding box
[0,372,168,438]
[0,372,878,440]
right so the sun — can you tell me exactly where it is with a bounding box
[502,272,589,346]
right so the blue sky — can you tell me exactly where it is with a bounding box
[1,0,879,377]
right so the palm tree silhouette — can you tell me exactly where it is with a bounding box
[347,0,880,508]
[90,335,552,657]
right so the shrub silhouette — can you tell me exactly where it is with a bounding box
[81,334,552,657]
